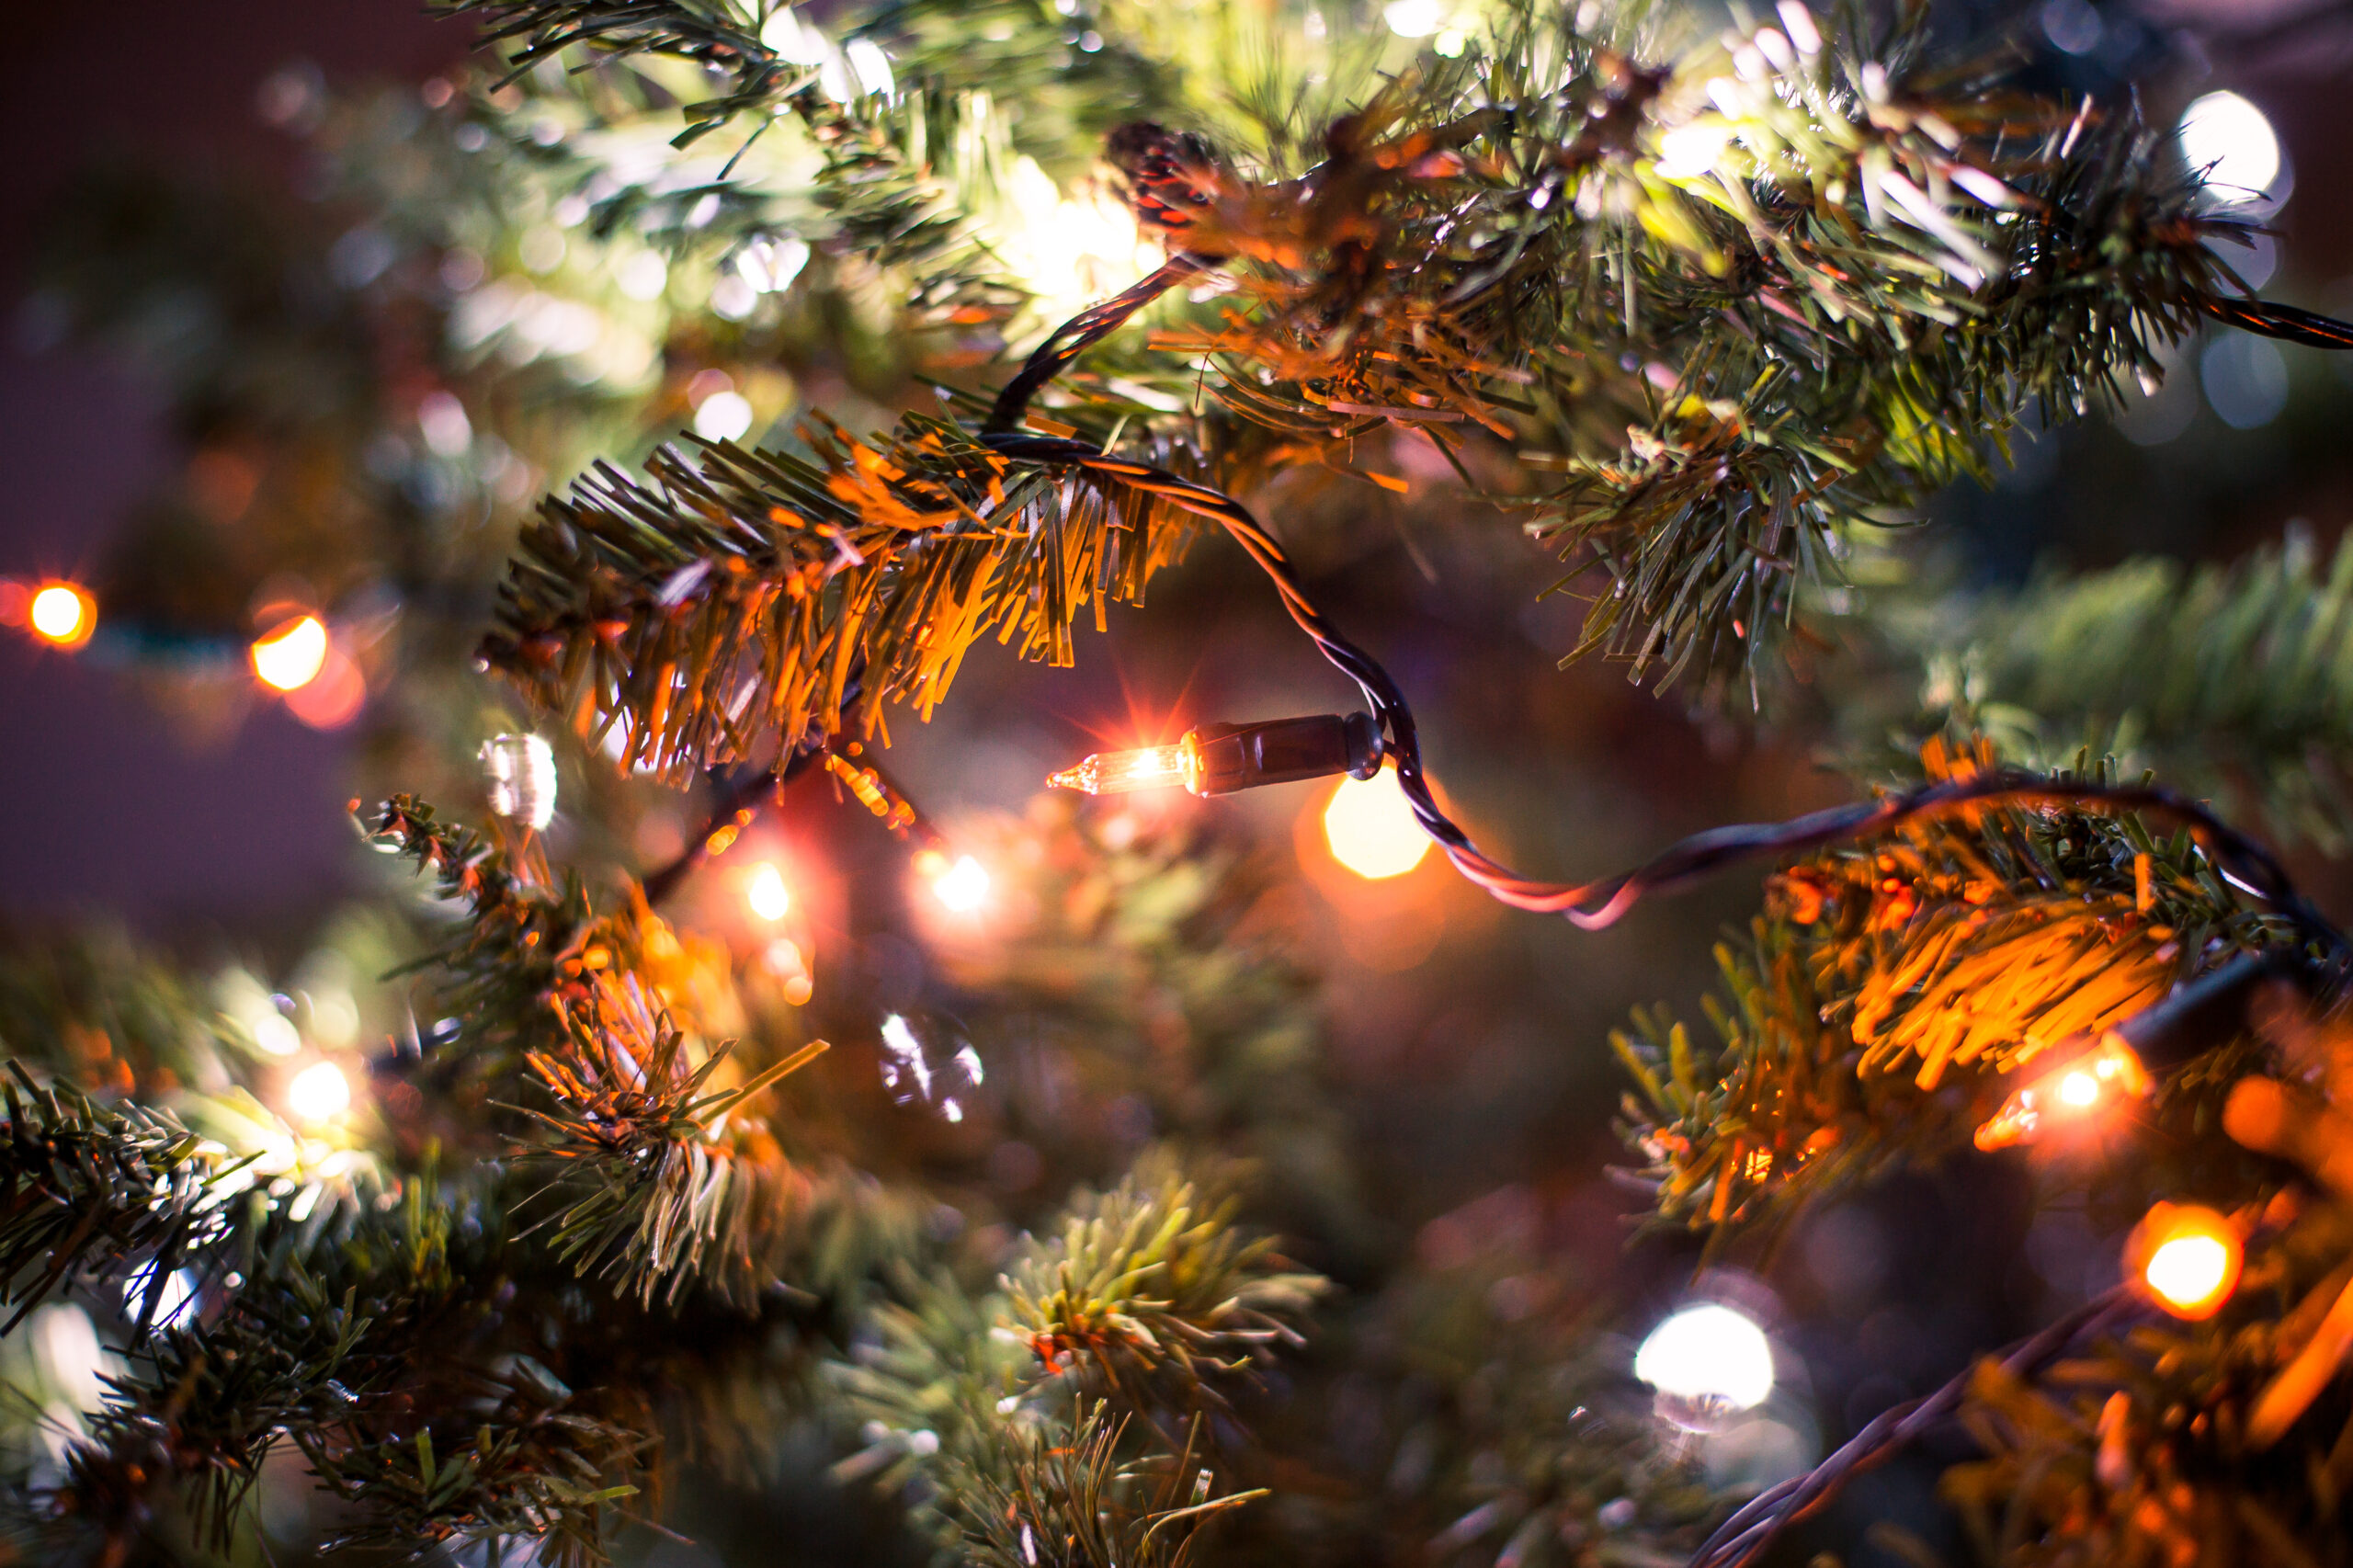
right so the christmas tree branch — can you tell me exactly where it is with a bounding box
[0,1066,245,1332]
[1615,744,2301,1242]
[1895,529,2353,853]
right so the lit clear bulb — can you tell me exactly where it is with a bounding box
[1634,1302,1776,1432]
[1048,744,1190,795]
[1975,1033,2149,1150]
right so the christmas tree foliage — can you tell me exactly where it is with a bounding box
[7,0,2353,1565]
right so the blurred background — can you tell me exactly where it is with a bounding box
[3,0,2349,1562]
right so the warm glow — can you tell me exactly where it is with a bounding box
[1322,764,1432,880]
[251,615,329,691]
[932,854,991,914]
[1974,1033,2149,1150]
[1049,743,1190,796]
[747,862,793,921]
[1635,1302,1776,1431]
[2134,1204,2242,1320]
[28,584,93,647]
[286,1060,352,1125]
[999,157,1160,319]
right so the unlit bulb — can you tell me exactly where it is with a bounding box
[286,1060,351,1125]
[1322,764,1431,880]
[1634,1302,1776,1431]
[747,862,793,921]
[252,616,329,692]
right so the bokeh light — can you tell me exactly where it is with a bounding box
[2177,91,2283,207]
[2133,1203,2242,1320]
[251,615,329,691]
[286,1060,352,1125]
[747,862,793,921]
[932,854,992,914]
[1322,764,1433,880]
[27,583,94,647]
[1635,1302,1777,1431]
[693,390,755,442]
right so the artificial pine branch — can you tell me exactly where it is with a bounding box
[837,1158,1323,1567]
[0,1068,243,1333]
[482,419,1199,778]
[1614,742,2292,1241]
[1894,528,2353,853]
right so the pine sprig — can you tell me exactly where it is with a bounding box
[482,419,1198,778]
[1898,530,2353,853]
[514,971,829,1308]
[1004,1165,1327,1403]
[0,1067,244,1332]
[1614,744,2290,1240]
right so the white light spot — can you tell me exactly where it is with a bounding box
[933,854,991,913]
[616,251,669,301]
[747,862,792,921]
[694,391,756,441]
[252,1012,301,1057]
[1383,0,1444,36]
[845,37,895,97]
[286,1061,352,1126]
[1635,1303,1776,1430]
[2177,91,2282,208]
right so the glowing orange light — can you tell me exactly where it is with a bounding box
[1322,762,1432,881]
[2130,1203,2242,1319]
[252,615,329,691]
[27,583,94,648]
[1974,1032,2150,1150]
[283,643,365,730]
[747,862,792,921]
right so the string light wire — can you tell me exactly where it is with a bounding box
[981,267,2349,953]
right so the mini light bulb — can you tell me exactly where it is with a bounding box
[1049,714,1385,798]
[27,583,94,647]
[1049,743,1191,796]
[286,1060,352,1125]
[1634,1302,1776,1432]
[747,862,793,921]
[1975,1032,2150,1150]
[1322,763,1432,880]
[2130,1203,2242,1320]
[252,615,330,692]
